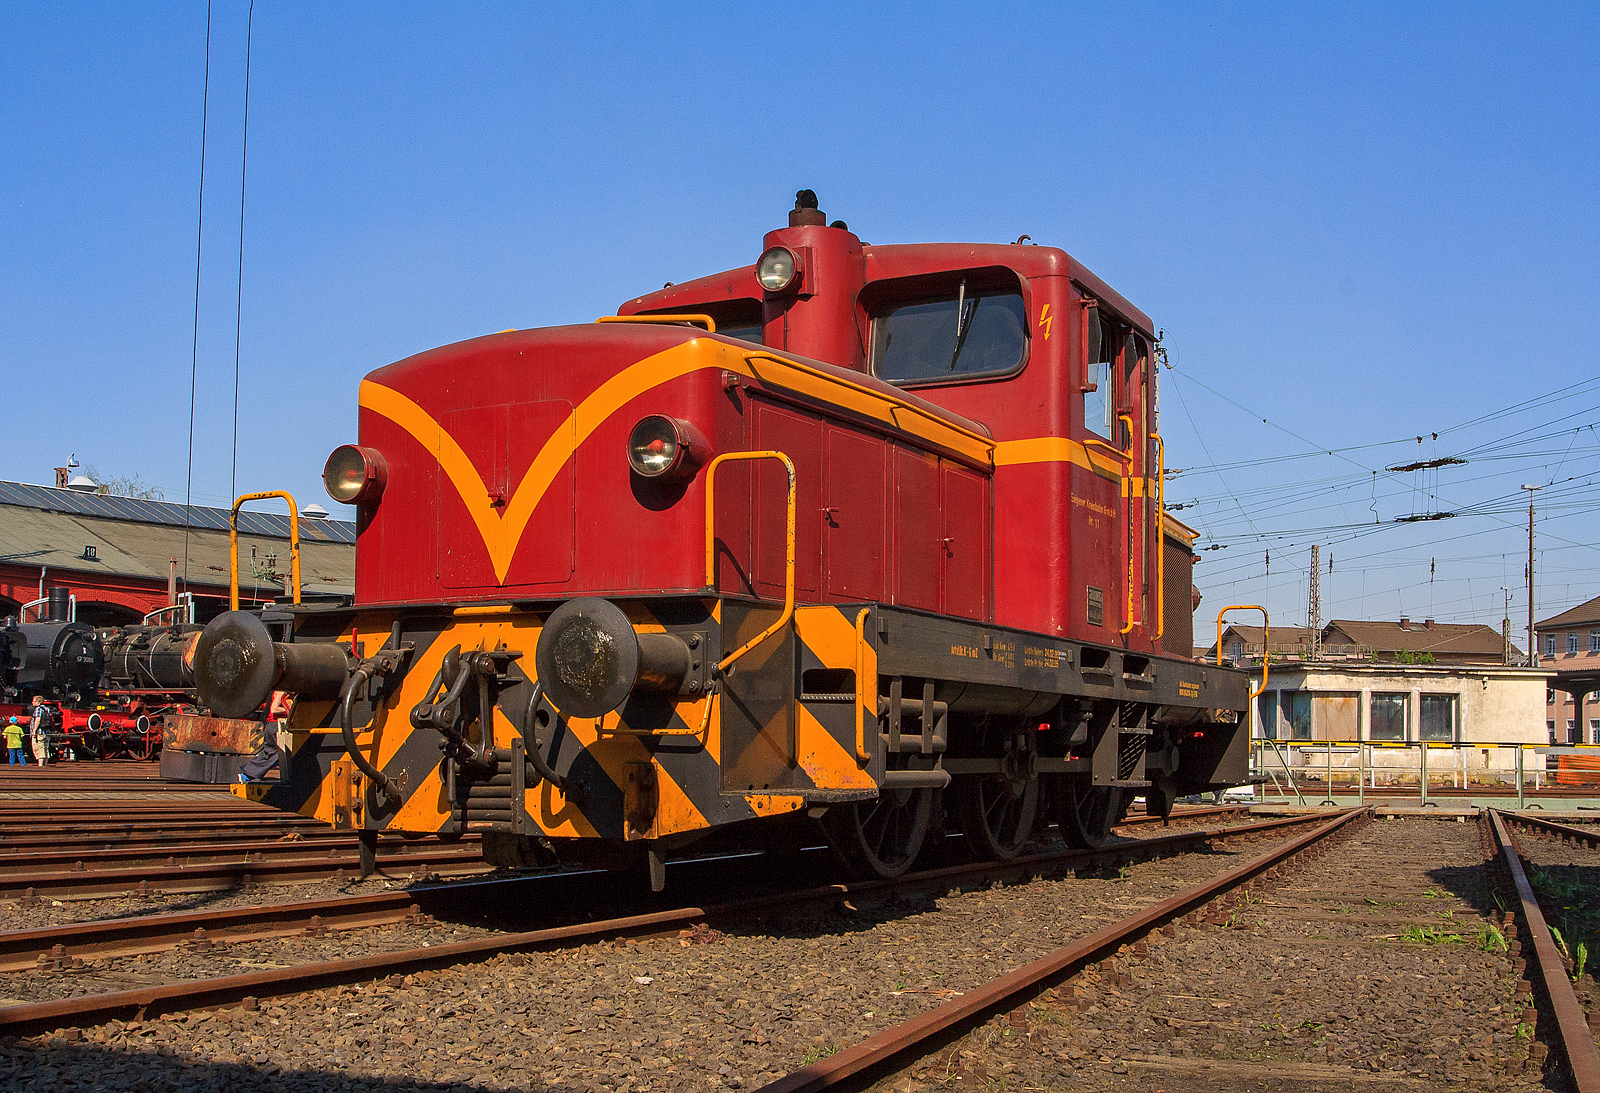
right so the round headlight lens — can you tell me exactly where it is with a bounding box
[627,416,681,478]
[323,445,386,504]
[756,246,798,293]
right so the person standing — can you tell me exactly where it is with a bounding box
[29,697,50,767]
[4,717,24,766]
[239,691,294,782]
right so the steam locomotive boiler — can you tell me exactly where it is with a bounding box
[196,193,1251,884]
[1,582,205,759]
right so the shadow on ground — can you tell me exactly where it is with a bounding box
[0,1038,582,1092]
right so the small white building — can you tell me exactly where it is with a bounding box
[1249,661,1550,773]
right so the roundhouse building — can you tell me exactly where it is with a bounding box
[0,480,354,625]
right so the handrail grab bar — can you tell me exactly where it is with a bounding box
[1216,604,1270,701]
[704,451,796,673]
[230,491,302,611]
[596,313,717,332]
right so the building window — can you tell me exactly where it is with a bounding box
[1230,641,1244,660]
[1281,691,1312,741]
[1569,634,1580,654]
[1420,695,1456,742]
[1590,718,1599,744]
[1547,636,1557,656]
[1549,689,1556,704]
[1548,719,1557,744]
[1257,692,1277,740]
[1370,694,1407,741]
[1591,630,1599,652]
[1568,718,1578,743]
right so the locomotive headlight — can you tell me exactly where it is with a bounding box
[323,444,388,505]
[626,416,710,482]
[756,246,800,294]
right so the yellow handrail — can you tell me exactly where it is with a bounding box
[853,607,872,762]
[1111,413,1139,635]
[704,451,796,673]
[1216,604,1269,700]
[230,491,301,611]
[1080,437,1129,470]
[596,313,717,332]
[1153,432,1165,640]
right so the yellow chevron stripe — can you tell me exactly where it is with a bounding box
[795,703,878,791]
[361,339,997,585]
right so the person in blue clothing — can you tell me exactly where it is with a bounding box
[4,716,24,765]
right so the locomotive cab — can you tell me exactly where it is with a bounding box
[200,192,1251,887]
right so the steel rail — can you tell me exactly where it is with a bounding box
[1488,810,1600,1092]
[0,809,1244,970]
[0,811,1338,1036]
[0,807,285,824]
[0,806,1233,847]
[1500,811,1600,849]
[0,819,336,847]
[1118,804,1245,827]
[0,833,480,873]
[0,846,492,901]
[0,890,429,973]
[754,807,1369,1093]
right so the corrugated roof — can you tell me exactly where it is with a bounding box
[1536,594,1600,632]
[0,503,352,597]
[0,481,354,544]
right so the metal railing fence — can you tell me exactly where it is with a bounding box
[1249,740,1600,809]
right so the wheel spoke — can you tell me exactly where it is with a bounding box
[825,785,931,879]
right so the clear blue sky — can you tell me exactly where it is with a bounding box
[2,3,1596,639]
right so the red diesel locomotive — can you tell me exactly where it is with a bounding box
[197,192,1250,884]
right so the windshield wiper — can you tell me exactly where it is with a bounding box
[949,280,978,370]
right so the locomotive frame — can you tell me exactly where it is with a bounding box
[202,192,1252,884]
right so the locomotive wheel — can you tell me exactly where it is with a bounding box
[823,786,933,879]
[956,772,1039,861]
[1056,778,1130,849]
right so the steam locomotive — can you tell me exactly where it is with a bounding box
[195,193,1251,884]
[1,588,196,760]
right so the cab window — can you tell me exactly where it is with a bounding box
[717,323,764,345]
[1084,309,1114,439]
[1082,309,1144,444]
[871,287,1027,385]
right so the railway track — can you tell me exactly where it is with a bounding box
[0,815,335,847]
[0,811,1328,1038]
[0,810,1270,976]
[1493,809,1600,1090]
[0,843,492,901]
[754,809,1600,1093]
[0,830,477,874]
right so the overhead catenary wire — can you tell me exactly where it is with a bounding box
[1169,363,1600,628]
[181,0,214,595]
[230,0,254,503]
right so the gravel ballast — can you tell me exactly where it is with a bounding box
[896,815,1560,1092]
[0,825,1301,1091]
